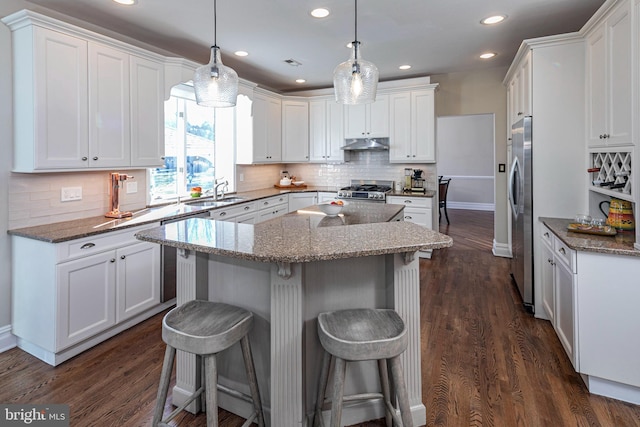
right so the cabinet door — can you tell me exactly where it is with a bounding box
[309,100,327,162]
[253,93,282,162]
[326,101,345,161]
[555,259,577,368]
[389,92,411,162]
[606,3,632,146]
[411,90,435,162]
[116,241,160,322]
[509,73,521,125]
[88,43,130,168]
[343,103,368,138]
[540,241,555,323]
[56,251,116,350]
[518,51,532,118]
[368,94,389,137]
[586,26,607,147]
[288,193,317,211]
[282,100,309,162]
[130,55,165,167]
[33,27,89,169]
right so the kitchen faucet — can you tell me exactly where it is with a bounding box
[213,178,228,201]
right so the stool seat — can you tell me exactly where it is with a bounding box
[318,308,407,361]
[153,300,264,427]
[163,300,253,355]
[314,308,413,427]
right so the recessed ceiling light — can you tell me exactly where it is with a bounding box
[399,65,412,70]
[296,79,306,84]
[481,15,506,25]
[480,52,497,59]
[113,0,137,5]
[234,51,249,57]
[311,8,330,18]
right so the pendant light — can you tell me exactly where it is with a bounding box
[333,0,378,104]
[193,0,238,107]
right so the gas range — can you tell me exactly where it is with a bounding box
[337,179,394,202]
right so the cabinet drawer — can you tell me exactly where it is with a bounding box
[540,224,554,249]
[259,195,288,209]
[554,238,576,273]
[57,224,156,263]
[210,202,256,220]
[387,196,432,208]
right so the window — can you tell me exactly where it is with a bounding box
[148,84,237,203]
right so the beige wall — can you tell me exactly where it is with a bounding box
[430,67,509,248]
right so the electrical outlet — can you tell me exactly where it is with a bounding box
[239,173,244,182]
[126,181,138,194]
[61,186,82,202]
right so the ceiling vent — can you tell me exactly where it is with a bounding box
[284,59,302,67]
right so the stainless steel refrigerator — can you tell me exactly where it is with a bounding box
[509,116,533,312]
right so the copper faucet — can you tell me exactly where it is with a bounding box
[105,172,134,218]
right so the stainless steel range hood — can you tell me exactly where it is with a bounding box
[340,138,390,151]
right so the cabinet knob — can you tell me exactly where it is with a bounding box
[544,232,549,237]
[244,206,250,211]
[517,112,523,116]
[110,258,116,263]
[406,154,410,158]
[559,248,566,255]
[82,156,88,161]
[120,255,126,260]
[93,156,98,161]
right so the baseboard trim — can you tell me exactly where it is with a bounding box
[0,325,17,353]
[492,240,512,258]
[447,202,494,211]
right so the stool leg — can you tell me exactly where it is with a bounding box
[313,351,332,427]
[330,357,347,427]
[152,345,176,426]
[389,355,413,427]
[204,354,219,427]
[377,359,393,427]
[240,335,264,427]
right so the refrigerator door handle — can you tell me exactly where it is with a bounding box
[508,156,521,218]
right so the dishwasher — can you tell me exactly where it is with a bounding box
[160,210,211,302]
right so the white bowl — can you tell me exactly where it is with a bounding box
[318,202,343,216]
[293,181,305,186]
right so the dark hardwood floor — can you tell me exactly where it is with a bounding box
[1,209,639,426]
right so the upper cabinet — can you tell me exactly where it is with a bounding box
[309,98,347,163]
[343,94,389,138]
[507,51,532,125]
[389,87,437,163]
[3,10,166,172]
[246,90,282,163]
[585,0,633,147]
[281,98,309,162]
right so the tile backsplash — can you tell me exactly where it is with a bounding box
[9,153,435,229]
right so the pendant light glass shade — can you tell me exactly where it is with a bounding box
[194,46,238,107]
[333,41,378,104]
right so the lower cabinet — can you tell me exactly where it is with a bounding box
[11,224,163,366]
[387,195,434,258]
[318,192,339,203]
[288,192,318,212]
[255,195,289,222]
[539,223,578,369]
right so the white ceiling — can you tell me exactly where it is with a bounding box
[23,0,605,93]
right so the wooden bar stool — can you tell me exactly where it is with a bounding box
[313,308,413,427]
[152,300,264,427]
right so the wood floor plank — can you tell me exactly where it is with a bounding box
[0,208,638,426]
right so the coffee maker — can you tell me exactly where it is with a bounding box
[411,169,425,193]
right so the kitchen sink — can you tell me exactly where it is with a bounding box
[186,196,245,207]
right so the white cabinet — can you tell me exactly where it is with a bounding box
[209,201,257,221]
[309,98,347,162]
[387,195,433,258]
[249,91,282,163]
[11,224,162,365]
[507,51,532,125]
[389,88,436,163]
[282,98,309,162]
[318,192,339,203]
[3,10,166,172]
[585,0,633,147]
[343,94,389,138]
[288,192,317,211]
[538,224,578,369]
[255,195,289,222]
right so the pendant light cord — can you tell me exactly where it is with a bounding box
[354,0,358,42]
[213,0,217,47]
[353,0,359,61]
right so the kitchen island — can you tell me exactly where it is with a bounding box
[136,206,452,426]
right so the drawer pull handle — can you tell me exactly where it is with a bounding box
[559,248,566,255]
[80,243,96,249]
[404,200,412,204]
[219,212,226,216]
[405,216,412,220]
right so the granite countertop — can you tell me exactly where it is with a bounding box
[540,217,639,257]
[388,189,436,198]
[7,187,325,243]
[297,200,404,226]
[135,216,453,263]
